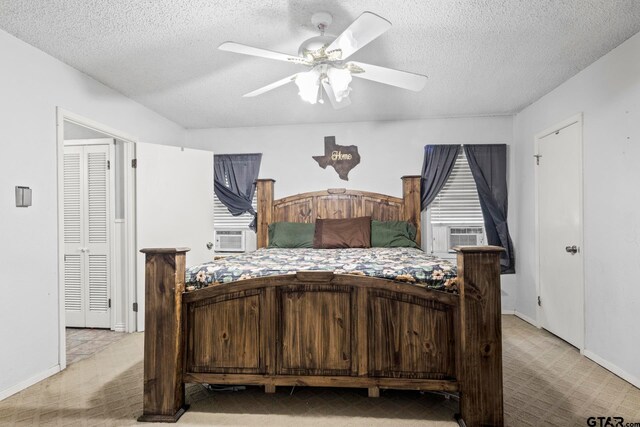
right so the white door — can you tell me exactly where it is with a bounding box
[135,143,215,331]
[537,120,584,348]
[63,144,112,328]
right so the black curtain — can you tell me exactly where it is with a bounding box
[214,153,262,231]
[420,145,461,210]
[464,145,515,273]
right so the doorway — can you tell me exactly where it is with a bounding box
[63,139,114,328]
[56,109,138,369]
[535,114,584,350]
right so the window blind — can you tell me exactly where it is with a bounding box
[213,192,257,229]
[430,149,484,224]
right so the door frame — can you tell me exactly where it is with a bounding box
[56,108,139,370]
[534,112,585,352]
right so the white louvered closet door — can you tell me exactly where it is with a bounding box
[63,146,84,327]
[63,144,111,328]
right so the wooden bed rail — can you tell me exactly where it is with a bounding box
[138,245,504,426]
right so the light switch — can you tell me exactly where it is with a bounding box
[15,186,32,207]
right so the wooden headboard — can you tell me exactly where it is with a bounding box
[255,176,421,248]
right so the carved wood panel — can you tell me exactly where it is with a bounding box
[188,291,262,374]
[272,191,404,224]
[361,196,403,222]
[273,197,314,223]
[278,286,353,376]
[368,290,456,379]
[315,195,360,219]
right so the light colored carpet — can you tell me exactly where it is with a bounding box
[1,316,639,426]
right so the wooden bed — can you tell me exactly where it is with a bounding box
[138,176,504,426]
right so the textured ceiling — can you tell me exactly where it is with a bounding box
[2,0,640,129]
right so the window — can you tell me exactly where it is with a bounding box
[213,153,261,230]
[427,149,485,255]
[213,192,257,230]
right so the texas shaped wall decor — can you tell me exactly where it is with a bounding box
[312,136,361,181]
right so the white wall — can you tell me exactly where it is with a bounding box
[513,31,640,386]
[0,29,185,399]
[186,116,518,311]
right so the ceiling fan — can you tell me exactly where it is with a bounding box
[219,11,428,109]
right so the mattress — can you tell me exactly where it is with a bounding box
[185,247,458,292]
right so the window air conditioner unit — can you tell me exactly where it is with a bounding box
[448,227,484,252]
[214,229,246,252]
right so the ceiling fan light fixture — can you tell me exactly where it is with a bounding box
[327,67,352,102]
[295,69,321,104]
[220,11,427,109]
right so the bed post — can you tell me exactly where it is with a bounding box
[454,246,504,427]
[256,179,275,249]
[401,175,421,246]
[138,248,190,423]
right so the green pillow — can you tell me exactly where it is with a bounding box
[371,220,420,248]
[268,222,315,248]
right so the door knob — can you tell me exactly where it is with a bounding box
[565,245,578,255]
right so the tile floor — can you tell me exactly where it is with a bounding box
[66,328,126,365]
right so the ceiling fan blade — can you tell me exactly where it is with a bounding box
[219,42,302,64]
[322,80,351,109]
[349,61,427,92]
[243,74,298,97]
[326,12,391,60]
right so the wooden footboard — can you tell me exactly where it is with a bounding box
[137,246,504,426]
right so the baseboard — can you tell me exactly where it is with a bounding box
[0,364,60,401]
[583,350,640,389]
[503,309,539,328]
[114,323,126,332]
[514,310,538,327]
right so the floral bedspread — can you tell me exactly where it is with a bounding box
[185,247,458,292]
